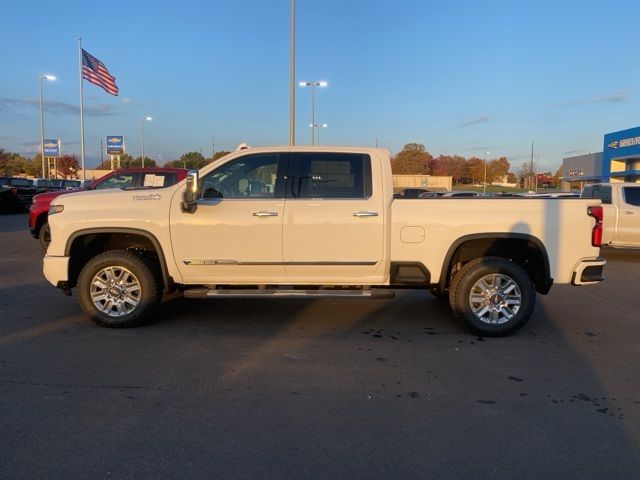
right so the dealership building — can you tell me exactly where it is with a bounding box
[562,126,640,188]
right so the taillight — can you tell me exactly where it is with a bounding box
[587,205,603,247]
[10,187,17,196]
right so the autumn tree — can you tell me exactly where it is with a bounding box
[56,154,80,179]
[488,157,510,183]
[391,143,432,174]
[209,150,231,163]
[165,151,206,169]
[0,150,39,176]
[0,148,9,174]
[463,157,485,184]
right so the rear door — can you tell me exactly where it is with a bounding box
[617,186,640,245]
[282,151,385,282]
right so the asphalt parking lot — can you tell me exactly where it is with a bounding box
[1,211,640,479]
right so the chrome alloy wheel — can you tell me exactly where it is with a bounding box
[90,266,142,317]
[468,273,521,325]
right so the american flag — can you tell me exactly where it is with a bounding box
[81,49,119,96]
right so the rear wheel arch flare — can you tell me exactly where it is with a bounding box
[439,233,551,294]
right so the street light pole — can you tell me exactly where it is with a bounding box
[289,0,295,146]
[39,74,55,178]
[299,81,327,145]
[141,116,152,167]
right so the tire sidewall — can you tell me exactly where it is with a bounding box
[39,221,50,253]
[77,250,159,328]
[452,259,535,336]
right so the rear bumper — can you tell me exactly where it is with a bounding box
[43,255,69,287]
[571,257,606,285]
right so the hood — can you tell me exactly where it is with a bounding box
[32,190,70,203]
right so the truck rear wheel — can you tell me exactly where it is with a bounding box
[77,249,160,328]
[448,256,535,337]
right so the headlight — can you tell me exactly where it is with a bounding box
[48,204,64,215]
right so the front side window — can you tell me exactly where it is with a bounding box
[623,187,640,206]
[200,154,282,199]
[291,153,372,199]
[96,173,138,190]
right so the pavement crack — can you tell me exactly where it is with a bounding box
[2,379,162,391]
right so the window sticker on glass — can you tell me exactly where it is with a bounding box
[153,176,166,187]
[143,174,157,187]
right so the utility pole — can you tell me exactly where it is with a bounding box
[530,141,534,191]
[211,136,215,159]
[100,139,104,166]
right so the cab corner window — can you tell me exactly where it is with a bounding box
[200,153,282,199]
[293,153,372,199]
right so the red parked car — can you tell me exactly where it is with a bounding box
[29,168,188,251]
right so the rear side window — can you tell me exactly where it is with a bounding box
[594,186,612,204]
[623,187,640,206]
[290,153,372,199]
[581,185,593,198]
[583,185,611,204]
[11,178,31,187]
[96,173,139,190]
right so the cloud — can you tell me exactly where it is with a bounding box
[548,91,631,108]
[458,115,490,128]
[0,98,117,117]
[122,98,132,104]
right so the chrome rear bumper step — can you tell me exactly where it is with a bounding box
[183,288,395,299]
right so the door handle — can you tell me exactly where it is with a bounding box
[253,211,279,217]
[621,210,634,215]
[353,211,379,217]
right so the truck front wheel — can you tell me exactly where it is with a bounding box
[448,257,535,337]
[77,249,160,328]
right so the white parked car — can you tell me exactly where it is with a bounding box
[581,183,640,248]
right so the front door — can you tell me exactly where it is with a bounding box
[171,152,288,282]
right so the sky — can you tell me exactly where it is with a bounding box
[1,0,640,172]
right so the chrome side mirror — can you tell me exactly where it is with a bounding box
[181,170,200,213]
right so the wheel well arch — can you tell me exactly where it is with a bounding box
[438,233,552,294]
[65,228,172,291]
[34,212,48,236]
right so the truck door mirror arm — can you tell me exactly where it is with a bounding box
[181,170,200,213]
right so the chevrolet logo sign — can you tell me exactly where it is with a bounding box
[608,141,619,149]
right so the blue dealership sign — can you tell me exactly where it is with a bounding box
[43,139,60,157]
[106,135,125,155]
[602,126,640,179]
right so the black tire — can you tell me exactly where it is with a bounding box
[77,249,160,328]
[448,256,535,337]
[39,221,51,253]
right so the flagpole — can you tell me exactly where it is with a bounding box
[78,37,86,181]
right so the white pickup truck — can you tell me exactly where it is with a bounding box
[581,183,640,248]
[43,146,606,336]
